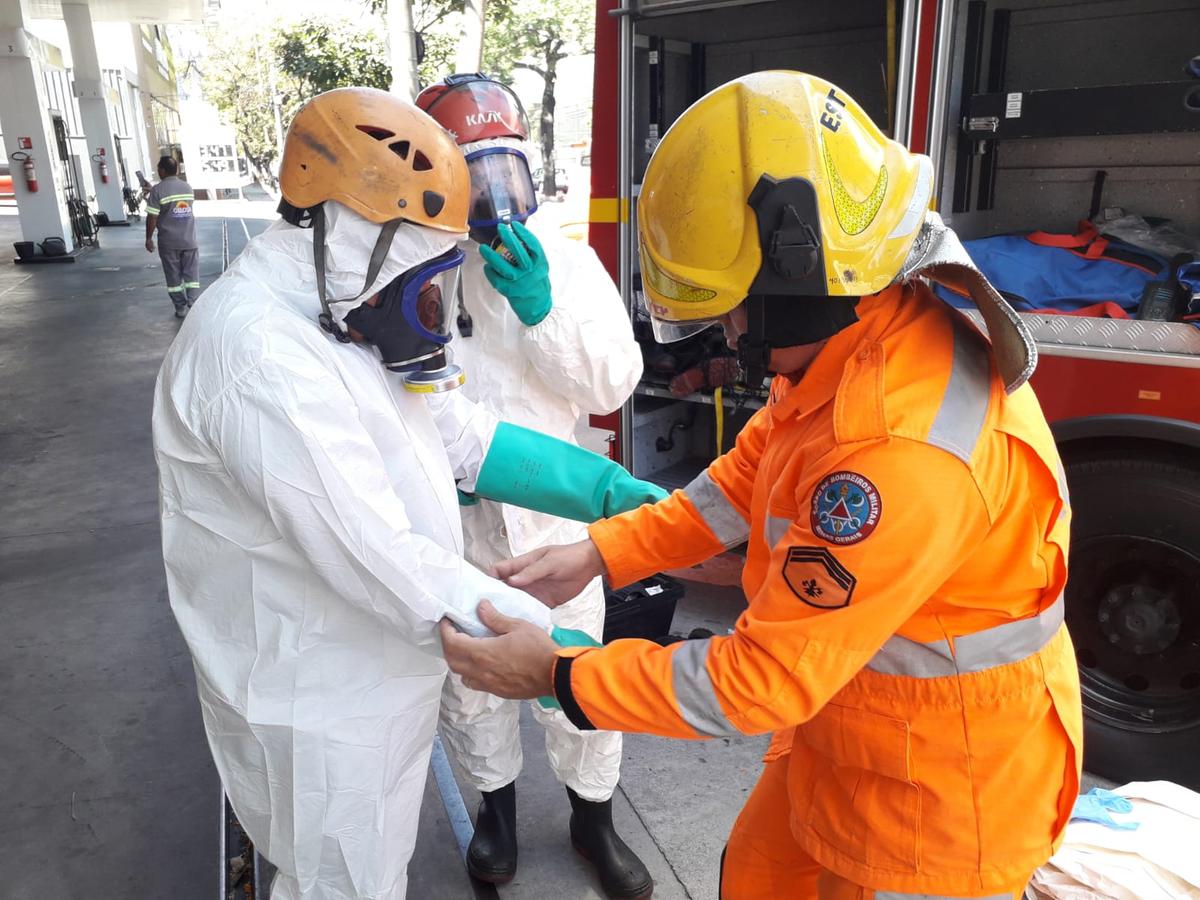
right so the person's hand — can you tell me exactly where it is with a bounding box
[145,237,154,253]
[492,539,605,607]
[439,600,559,699]
[478,220,552,326]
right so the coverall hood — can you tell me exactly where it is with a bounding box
[319,200,464,332]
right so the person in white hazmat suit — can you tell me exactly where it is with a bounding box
[152,88,665,900]
[416,74,653,899]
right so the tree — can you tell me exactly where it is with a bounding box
[483,0,593,196]
[274,19,392,96]
[202,31,299,187]
[202,15,393,188]
[369,0,515,94]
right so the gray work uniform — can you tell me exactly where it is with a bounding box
[147,176,200,309]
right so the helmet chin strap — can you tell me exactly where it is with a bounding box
[736,298,772,389]
[736,294,861,388]
[311,204,404,341]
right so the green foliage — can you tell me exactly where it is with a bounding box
[202,14,393,186]
[482,0,593,192]
[201,32,296,187]
[273,19,392,96]
[199,0,592,191]
[415,24,458,87]
[482,0,593,83]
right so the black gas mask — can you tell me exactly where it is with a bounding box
[343,247,467,393]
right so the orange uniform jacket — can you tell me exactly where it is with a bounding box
[553,283,1083,895]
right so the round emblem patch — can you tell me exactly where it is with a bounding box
[810,471,882,546]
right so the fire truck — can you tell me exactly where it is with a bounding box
[586,0,1200,787]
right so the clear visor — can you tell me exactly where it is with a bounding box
[464,147,538,228]
[637,289,722,343]
[401,248,464,344]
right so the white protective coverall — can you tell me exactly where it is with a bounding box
[437,208,643,801]
[152,202,553,900]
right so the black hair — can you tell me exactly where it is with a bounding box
[158,155,178,176]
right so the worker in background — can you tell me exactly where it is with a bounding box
[415,74,653,899]
[153,88,663,900]
[442,71,1083,900]
[144,155,199,318]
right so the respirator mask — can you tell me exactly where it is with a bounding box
[343,247,467,392]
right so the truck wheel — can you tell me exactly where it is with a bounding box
[1063,453,1200,788]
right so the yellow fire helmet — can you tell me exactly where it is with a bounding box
[637,70,1036,392]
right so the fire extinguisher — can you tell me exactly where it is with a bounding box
[92,150,109,184]
[12,151,38,193]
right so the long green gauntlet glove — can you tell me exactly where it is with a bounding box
[479,221,553,327]
[465,422,668,520]
[538,626,604,710]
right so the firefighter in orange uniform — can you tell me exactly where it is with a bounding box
[441,71,1083,899]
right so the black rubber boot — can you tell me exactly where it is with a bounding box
[567,787,654,899]
[467,781,518,884]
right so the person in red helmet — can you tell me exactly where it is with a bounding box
[417,74,652,900]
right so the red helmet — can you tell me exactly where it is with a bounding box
[415,73,530,145]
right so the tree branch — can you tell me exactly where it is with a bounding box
[513,61,547,78]
[415,7,454,30]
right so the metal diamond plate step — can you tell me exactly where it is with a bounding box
[959,309,1200,367]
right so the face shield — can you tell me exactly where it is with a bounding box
[464,145,538,243]
[637,289,723,343]
[343,247,467,392]
[638,244,727,343]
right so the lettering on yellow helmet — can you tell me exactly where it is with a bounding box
[821,136,888,236]
[641,249,717,304]
[819,88,847,133]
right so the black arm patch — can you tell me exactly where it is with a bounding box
[782,546,856,609]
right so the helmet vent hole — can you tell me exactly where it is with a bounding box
[413,150,433,172]
[356,125,395,141]
[389,140,410,160]
[299,163,307,171]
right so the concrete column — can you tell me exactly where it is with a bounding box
[454,0,486,74]
[387,0,419,100]
[61,2,125,223]
[0,0,74,250]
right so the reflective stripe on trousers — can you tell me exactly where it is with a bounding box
[874,892,1015,899]
[682,470,750,548]
[670,597,1065,736]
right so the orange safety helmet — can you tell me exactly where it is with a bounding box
[279,87,469,233]
[415,73,530,145]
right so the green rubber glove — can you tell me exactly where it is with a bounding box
[467,422,668,521]
[478,220,553,326]
[538,627,604,710]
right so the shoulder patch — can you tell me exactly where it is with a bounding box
[810,471,881,546]
[782,546,856,609]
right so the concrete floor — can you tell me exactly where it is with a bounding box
[0,205,273,899]
[0,206,766,900]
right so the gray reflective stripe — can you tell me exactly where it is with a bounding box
[928,315,991,465]
[865,595,1064,678]
[682,470,750,548]
[876,892,1013,900]
[671,638,739,737]
[1056,460,1071,521]
[765,515,790,550]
